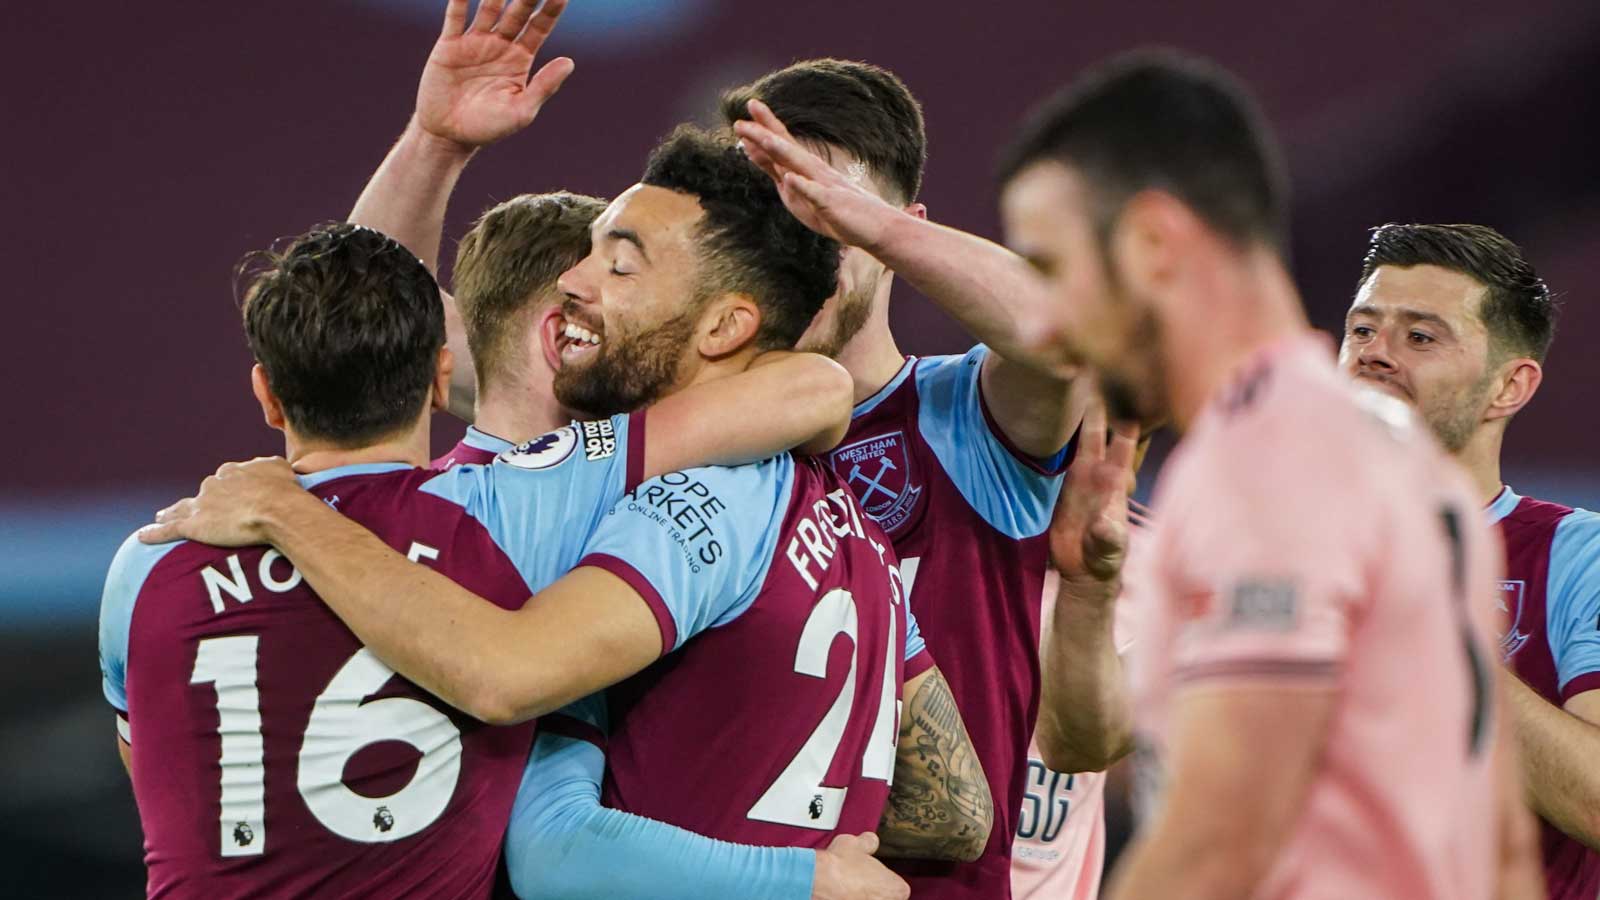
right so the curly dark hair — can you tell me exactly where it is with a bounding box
[1360,223,1557,362]
[720,58,927,205]
[239,223,444,445]
[642,125,839,351]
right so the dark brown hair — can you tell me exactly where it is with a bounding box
[720,58,927,204]
[240,223,443,445]
[642,126,839,350]
[1360,223,1556,361]
[999,49,1290,255]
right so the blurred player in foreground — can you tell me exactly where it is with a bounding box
[736,48,1541,898]
[102,221,857,897]
[1341,222,1600,899]
[144,128,995,898]
[726,61,1123,900]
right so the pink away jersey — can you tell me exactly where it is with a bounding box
[828,346,1072,899]
[1011,526,1144,900]
[1130,335,1502,900]
[98,418,645,899]
[1487,486,1600,900]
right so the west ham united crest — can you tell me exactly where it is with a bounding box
[1498,579,1529,660]
[830,431,922,532]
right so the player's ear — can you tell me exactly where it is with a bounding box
[698,293,761,359]
[433,347,455,413]
[1110,190,1188,300]
[1485,357,1543,422]
[903,201,928,221]
[250,364,287,432]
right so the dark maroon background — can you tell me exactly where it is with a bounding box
[5,1,1596,894]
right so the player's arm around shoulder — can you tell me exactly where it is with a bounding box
[641,350,853,477]
[876,666,994,862]
[1106,683,1338,900]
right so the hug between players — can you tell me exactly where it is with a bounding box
[98,1,1599,898]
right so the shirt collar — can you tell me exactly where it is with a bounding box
[297,461,414,490]
[462,426,516,453]
[1485,485,1521,526]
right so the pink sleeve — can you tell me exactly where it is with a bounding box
[1163,454,1368,685]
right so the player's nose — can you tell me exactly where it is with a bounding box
[555,255,596,303]
[1357,332,1398,372]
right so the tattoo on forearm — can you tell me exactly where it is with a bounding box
[876,670,994,861]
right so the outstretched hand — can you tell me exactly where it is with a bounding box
[1049,397,1139,589]
[416,0,575,151]
[732,99,905,252]
[138,457,305,547]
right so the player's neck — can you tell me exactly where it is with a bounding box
[1455,425,1509,506]
[836,282,906,404]
[1166,248,1307,432]
[284,420,432,473]
[474,375,571,445]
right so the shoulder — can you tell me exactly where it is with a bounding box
[910,346,987,400]
[105,530,187,603]
[1551,507,1600,585]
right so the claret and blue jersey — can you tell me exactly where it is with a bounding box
[97,416,643,899]
[830,345,1073,899]
[1488,485,1600,900]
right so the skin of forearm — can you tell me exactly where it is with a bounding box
[349,117,475,272]
[257,488,532,723]
[865,213,1077,378]
[1036,579,1133,773]
[877,670,994,862]
[1505,674,1600,849]
[1108,825,1272,900]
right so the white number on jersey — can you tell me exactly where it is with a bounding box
[190,636,464,857]
[747,587,901,829]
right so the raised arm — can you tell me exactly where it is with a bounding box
[734,100,1080,457]
[875,667,993,862]
[505,699,908,900]
[1035,402,1137,772]
[350,0,576,418]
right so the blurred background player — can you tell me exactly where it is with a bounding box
[1340,222,1600,900]
[726,61,1128,900]
[103,222,855,897]
[145,128,991,900]
[988,51,1538,900]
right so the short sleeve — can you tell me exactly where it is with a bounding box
[420,413,644,589]
[1547,510,1600,702]
[578,458,794,653]
[912,346,1068,540]
[1162,473,1366,685]
[904,605,935,680]
[99,534,181,724]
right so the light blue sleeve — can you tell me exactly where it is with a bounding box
[1546,509,1600,699]
[904,604,927,663]
[578,458,794,652]
[99,533,181,716]
[913,346,1068,540]
[503,694,814,900]
[421,415,640,589]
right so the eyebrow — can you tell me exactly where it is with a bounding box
[1346,303,1456,336]
[605,228,650,262]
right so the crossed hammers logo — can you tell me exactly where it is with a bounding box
[847,455,899,505]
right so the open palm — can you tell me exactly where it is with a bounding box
[1049,398,1138,585]
[416,0,574,149]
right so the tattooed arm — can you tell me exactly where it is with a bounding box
[877,667,994,862]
